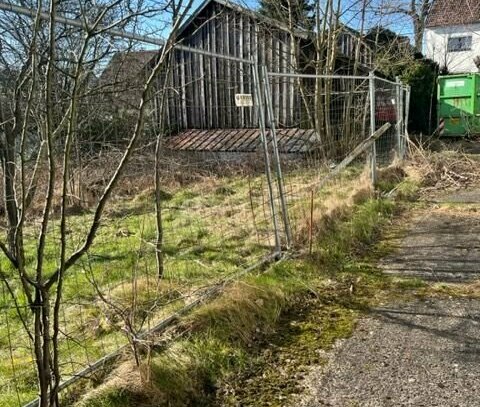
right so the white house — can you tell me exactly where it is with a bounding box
[424,0,480,73]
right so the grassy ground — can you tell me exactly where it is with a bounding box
[0,163,369,407]
[71,168,425,407]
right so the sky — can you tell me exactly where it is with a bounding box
[136,0,417,50]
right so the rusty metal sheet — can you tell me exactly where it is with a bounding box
[166,128,318,153]
[230,128,257,151]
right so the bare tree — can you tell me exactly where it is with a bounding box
[0,0,193,405]
[374,0,433,52]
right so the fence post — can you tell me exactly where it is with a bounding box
[395,76,403,160]
[405,85,411,155]
[261,65,292,249]
[252,62,282,254]
[368,71,377,186]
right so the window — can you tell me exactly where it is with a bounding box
[447,36,472,52]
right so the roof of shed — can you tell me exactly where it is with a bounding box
[165,128,320,153]
[426,0,480,27]
[99,50,158,88]
[177,0,309,39]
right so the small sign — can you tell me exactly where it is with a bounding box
[235,94,254,107]
[446,80,465,88]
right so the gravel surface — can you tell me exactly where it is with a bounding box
[429,189,480,204]
[296,191,480,406]
[298,298,480,407]
[379,207,480,282]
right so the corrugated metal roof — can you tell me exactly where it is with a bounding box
[165,128,321,153]
[426,0,480,28]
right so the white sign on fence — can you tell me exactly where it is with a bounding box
[235,94,254,107]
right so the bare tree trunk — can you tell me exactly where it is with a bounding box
[343,0,368,144]
[154,59,170,278]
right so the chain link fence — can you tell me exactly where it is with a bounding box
[0,43,409,406]
[262,70,408,251]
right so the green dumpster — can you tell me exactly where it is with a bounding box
[438,73,480,137]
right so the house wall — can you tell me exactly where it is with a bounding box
[424,24,480,73]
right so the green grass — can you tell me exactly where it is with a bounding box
[76,188,421,407]
[76,157,466,406]
[0,165,369,407]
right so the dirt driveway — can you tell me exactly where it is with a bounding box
[297,192,480,406]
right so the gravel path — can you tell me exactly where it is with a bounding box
[298,298,480,407]
[379,206,480,282]
[297,196,480,406]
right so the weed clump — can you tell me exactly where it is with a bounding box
[292,176,373,247]
[186,282,284,344]
[377,166,406,193]
[76,277,290,407]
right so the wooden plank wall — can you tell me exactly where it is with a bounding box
[159,1,374,133]
[162,2,301,131]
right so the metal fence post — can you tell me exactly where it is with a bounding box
[395,76,403,160]
[405,85,411,156]
[400,84,405,158]
[252,62,282,254]
[397,76,406,160]
[369,71,377,186]
[261,65,292,249]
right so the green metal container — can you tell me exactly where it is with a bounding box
[438,73,480,137]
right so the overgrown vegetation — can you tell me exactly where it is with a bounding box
[82,139,480,407]
[73,166,425,407]
[0,163,372,406]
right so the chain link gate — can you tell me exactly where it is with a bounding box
[259,70,409,249]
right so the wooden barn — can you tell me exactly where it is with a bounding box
[162,0,373,131]
[101,0,375,156]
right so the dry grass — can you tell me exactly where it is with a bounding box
[377,166,407,188]
[292,172,373,247]
[184,281,285,345]
[75,278,289,407]
[74,189,400,407]
[76,360,167,407]
[103,278,182,322]
[419,280,480,300]
[407,139,480,192]
[1,148,271,221]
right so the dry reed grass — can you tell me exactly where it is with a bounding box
[183,280,284,345]
[77,360,167,407]
[291,172,373,247]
